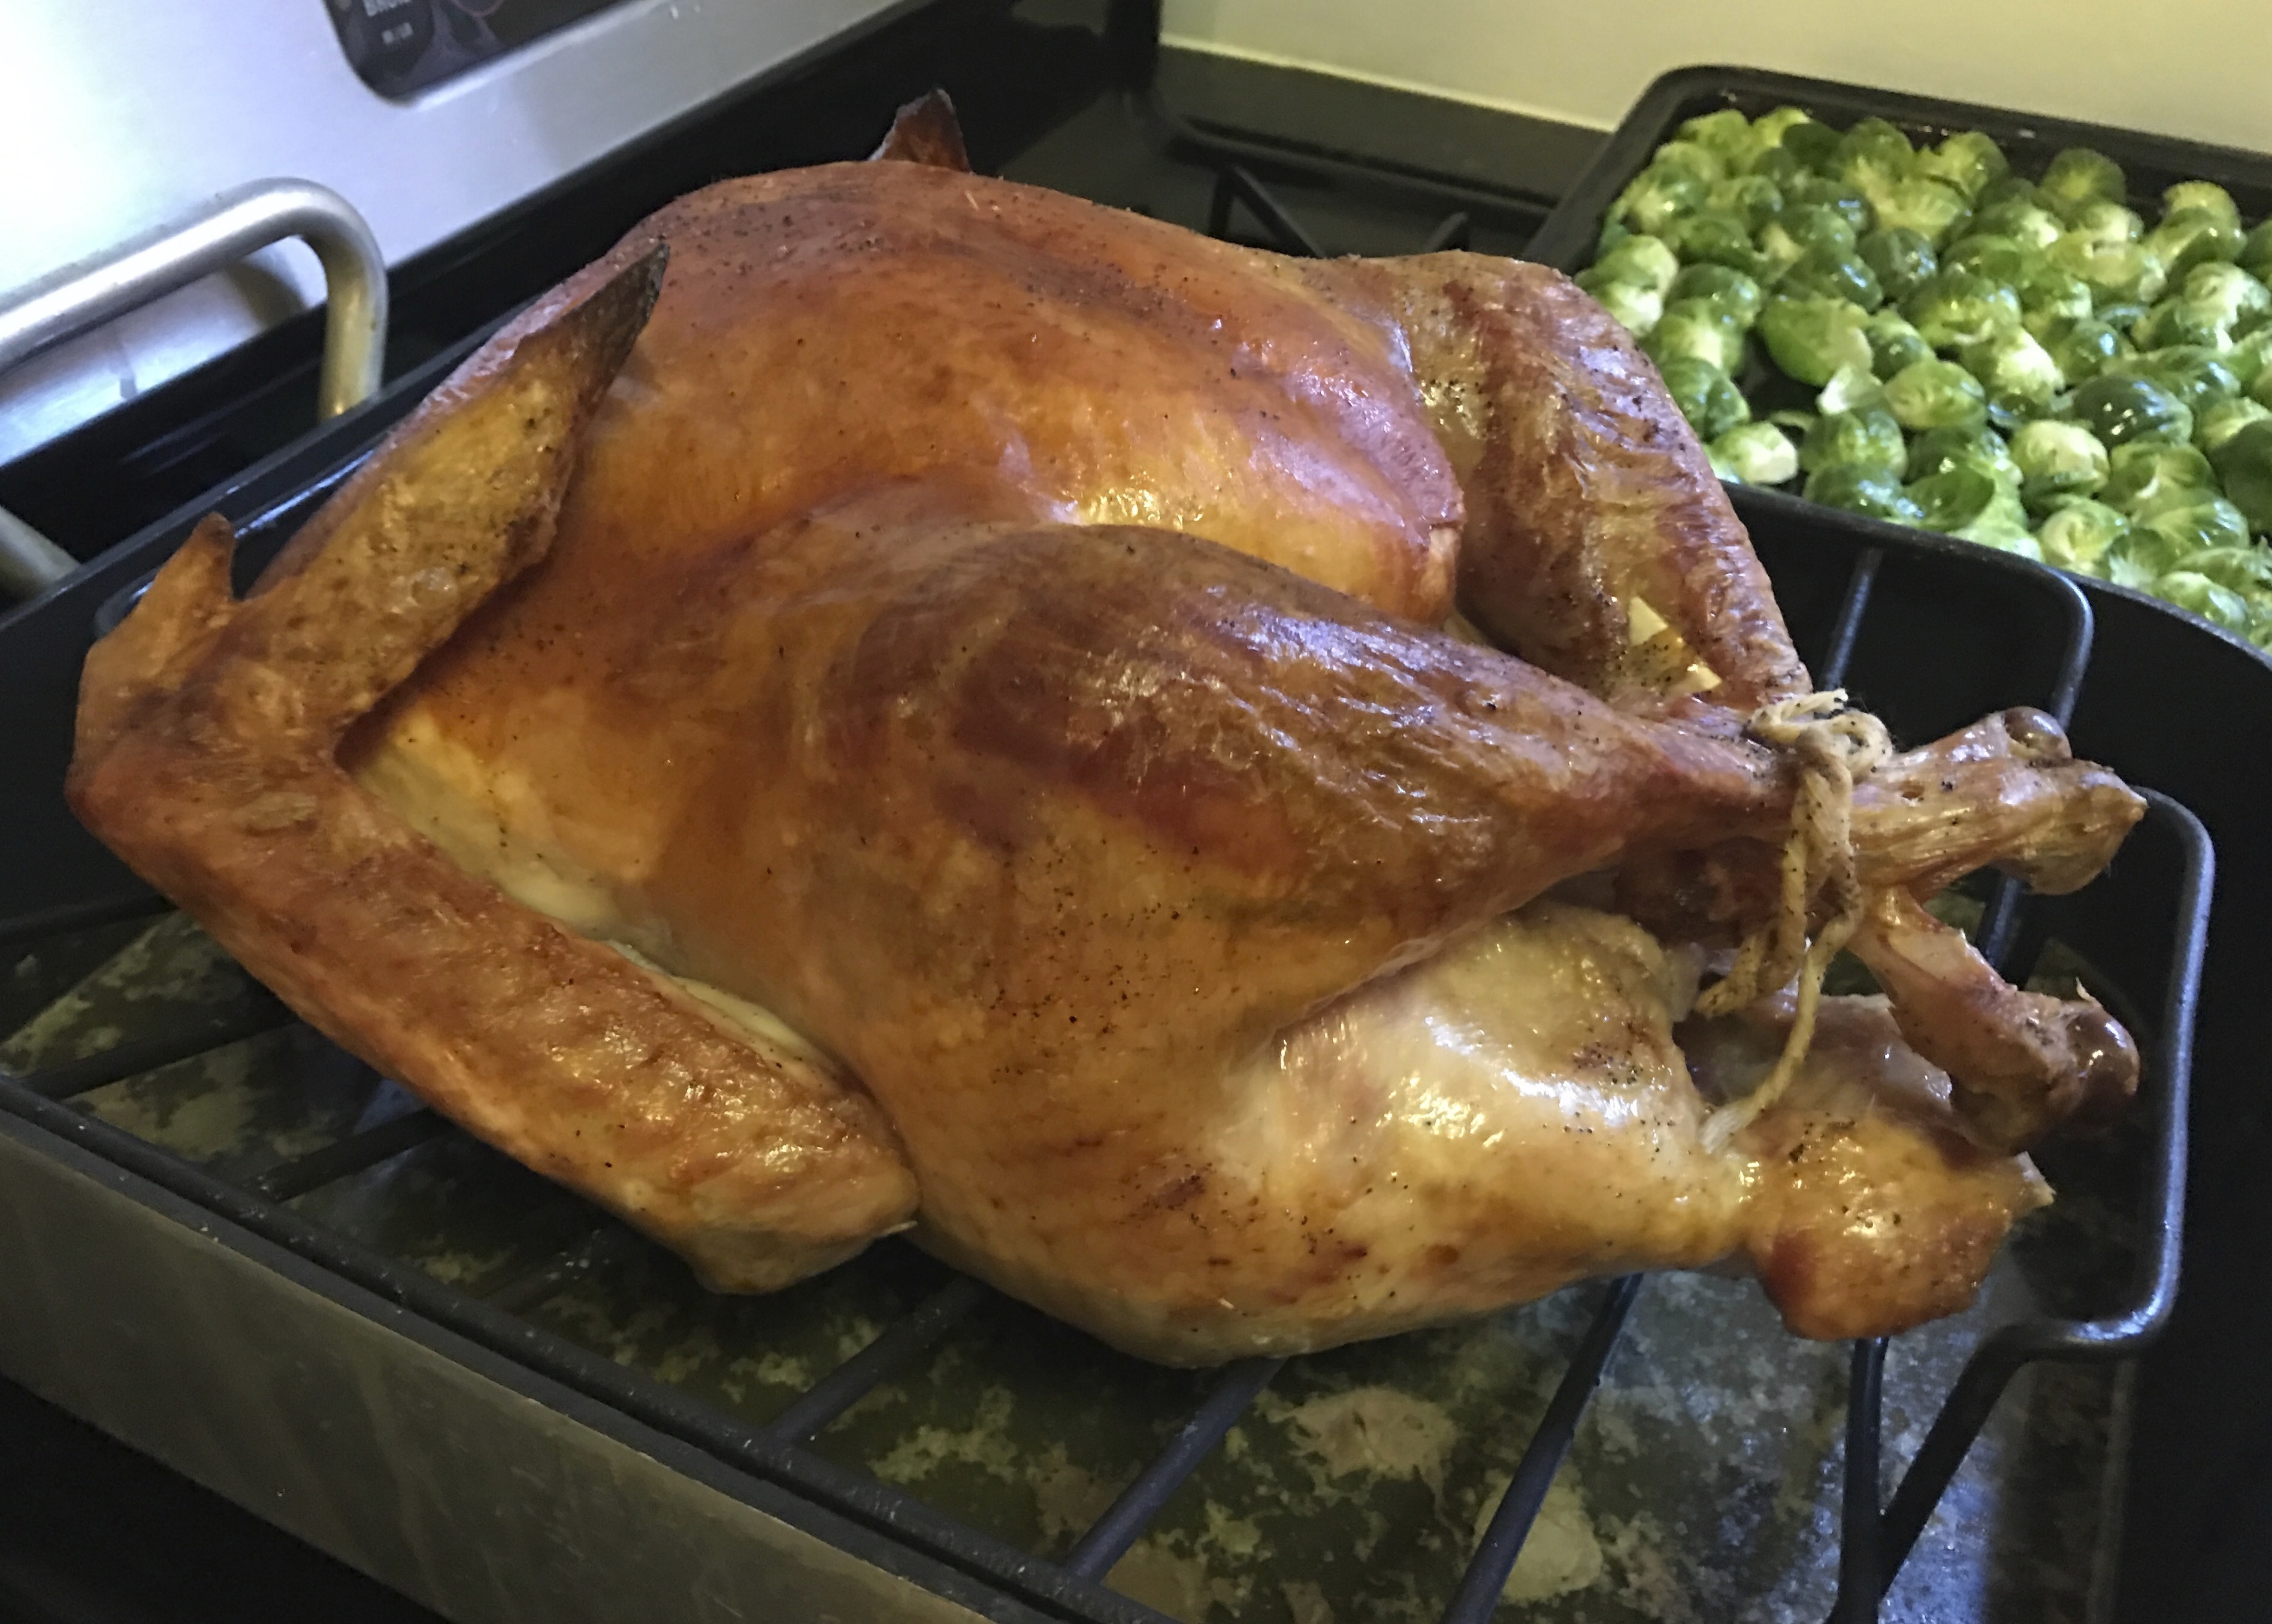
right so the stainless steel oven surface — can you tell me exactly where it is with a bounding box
[2,6,2264,1622]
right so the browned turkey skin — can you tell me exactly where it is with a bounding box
[68,111,2143,1363]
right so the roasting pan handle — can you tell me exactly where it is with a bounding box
[0,179,389,600]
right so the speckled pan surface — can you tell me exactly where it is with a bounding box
[4,909,2148,1622]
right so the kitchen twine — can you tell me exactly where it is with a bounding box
[1698,689,1892,1150]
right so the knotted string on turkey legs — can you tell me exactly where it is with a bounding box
[1695,690,1892,1149]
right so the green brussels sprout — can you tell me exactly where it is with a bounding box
[1942,234,2039,286]
[2197,395,2272,455]
[2036,498,2129,573]
[2207,418,2272,531]
[1590,232,1683,295]
[2040,147,2128,221]
[1968,196,2064,250]
[2040,316,2126,383]
[1780,243,1885,310]
[2072,371,2195,447]
[1907,422,2019,486]
[2138,494,2252,555]
[1668,262,1766,330]
[2227,326,2272,392]
[2101,440,2217,516]
[2163,181,2242,229]
[2252,362,2272,411]
[1708,173,1787,235]
[2010,419,2110,510]
[1805,462,1926,523]
[2238,220,2272,283]
[1800,403,1907,474]
[1916,130,2008,201]
[1857,228,1939,305]
[1751,107,1814,148]
[1758,203,1860,271]
[1662,210,1768,276]
[2145,207,2244,280]
[1677,108,1756,159]
[1613,162,1711,234]
[1902,269,2023,350]
[1581,277,1665,337]
[2133,294,2238,352]
[1869,174,1971,250]
[2098,298,2153,333]
[2018,268,2095,338]
[1817,360,1888,415]
[2128,345,2243,421]
[1708,421,1801,485]
[2047,234,2168,307]
[1960,327,2065,420]
[1786,174,1876,234]
[1866,308,1935,379]
[1777,116,1841,173]
[2065,199,2145,248]
[2179,261,2272,335]
[1596,217,1632,256]
[1757,294,1874,386]
[1656,355,1751,440]
[1908,465,2039,553]
[1977,174,2050,211]
[1829,117,1915,193]
[1645,300,1749,374]
[2156,569,2255,633]
[1885,356,1990,430]
[1746,145,1809,189]
[1649,140,1728,185]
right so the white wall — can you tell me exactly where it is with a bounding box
[1163,0,2272,156]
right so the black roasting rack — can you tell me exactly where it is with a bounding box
[0,16,2220,1622]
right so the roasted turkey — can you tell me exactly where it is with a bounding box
[68,101,2145,1364]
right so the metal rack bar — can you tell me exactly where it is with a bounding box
[1830,1337,1887,1622]
[10,1003,293,1100]
[246,1107,449,1200]
[1438,1275,1643,1624]
[480,1220,638,1318]
[1421,212,1474,253]
[1064,1356,1284,1579]
[764,1277,990,1444]
[1816,549,1882,689]
[1208,165,1326,258]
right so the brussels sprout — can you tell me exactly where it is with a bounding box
[1709,421,1801,485]
[2198,395,2272,455]
[1908,465,2038,553]
[1751,107,1814,149]
[1661,211,1767,277]
[1677,108,1756,160]
[1869,175,1971,250]
[1907,422,2019,486]
[2128,345,2243,421]
[1805,463,1925,523]
[1780,243,1885,310]
[1758,204,1860,273]
[1778,116,1841,174]
[1960,327,2065,421]
[2164,181,2242,229]
[2179,261,2272,335]
[2138,495,2252,555]
[2207,418,2272,532]
[2169,542,2272,595]
[1590,232,1683,295]
[2072,372,2195,447]
[1916,130,2009,201]
[1885,356,1990,430]
[2228,326,2272,392]
[1668,262,1766,330]
[1857,228,1939,306]
[2010,419,2110,510]
[1581,277,1665,337]
[2047,234,2168,307]
[2065,199,2146,248]
[1902,269,2023,350]
[1613,162,1711,234]
[2252,363,2272,412]
[1708,173,1786,235]
[1829,117,1915,193]
[1977,175,2050,212]
[2102,441,2217,519]
[2156,570,2255,633]
[2144,207,2244,280]
[1650,140,1728,185]
[1758,294,1874,386]
[2098,299,2153,334]
[1746,145,1809,189]
[2238,220,2272,284]
[1656,356,1751,440]
[1646,300,1748,374]
[2040,148,2128,221]
[2018,268,2095,338]
[2040,316,2126,384]
[1942,234,2038,286]
[1968,196,2065,251]
[1866,308,1935,379]
[1800,403,1907,474]
[2133,293,2238,352]
[2036,498,2129,573]
[1817,360,1887,415]
[1786,174,1876,234]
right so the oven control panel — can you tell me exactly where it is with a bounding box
[328,0,633,98]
